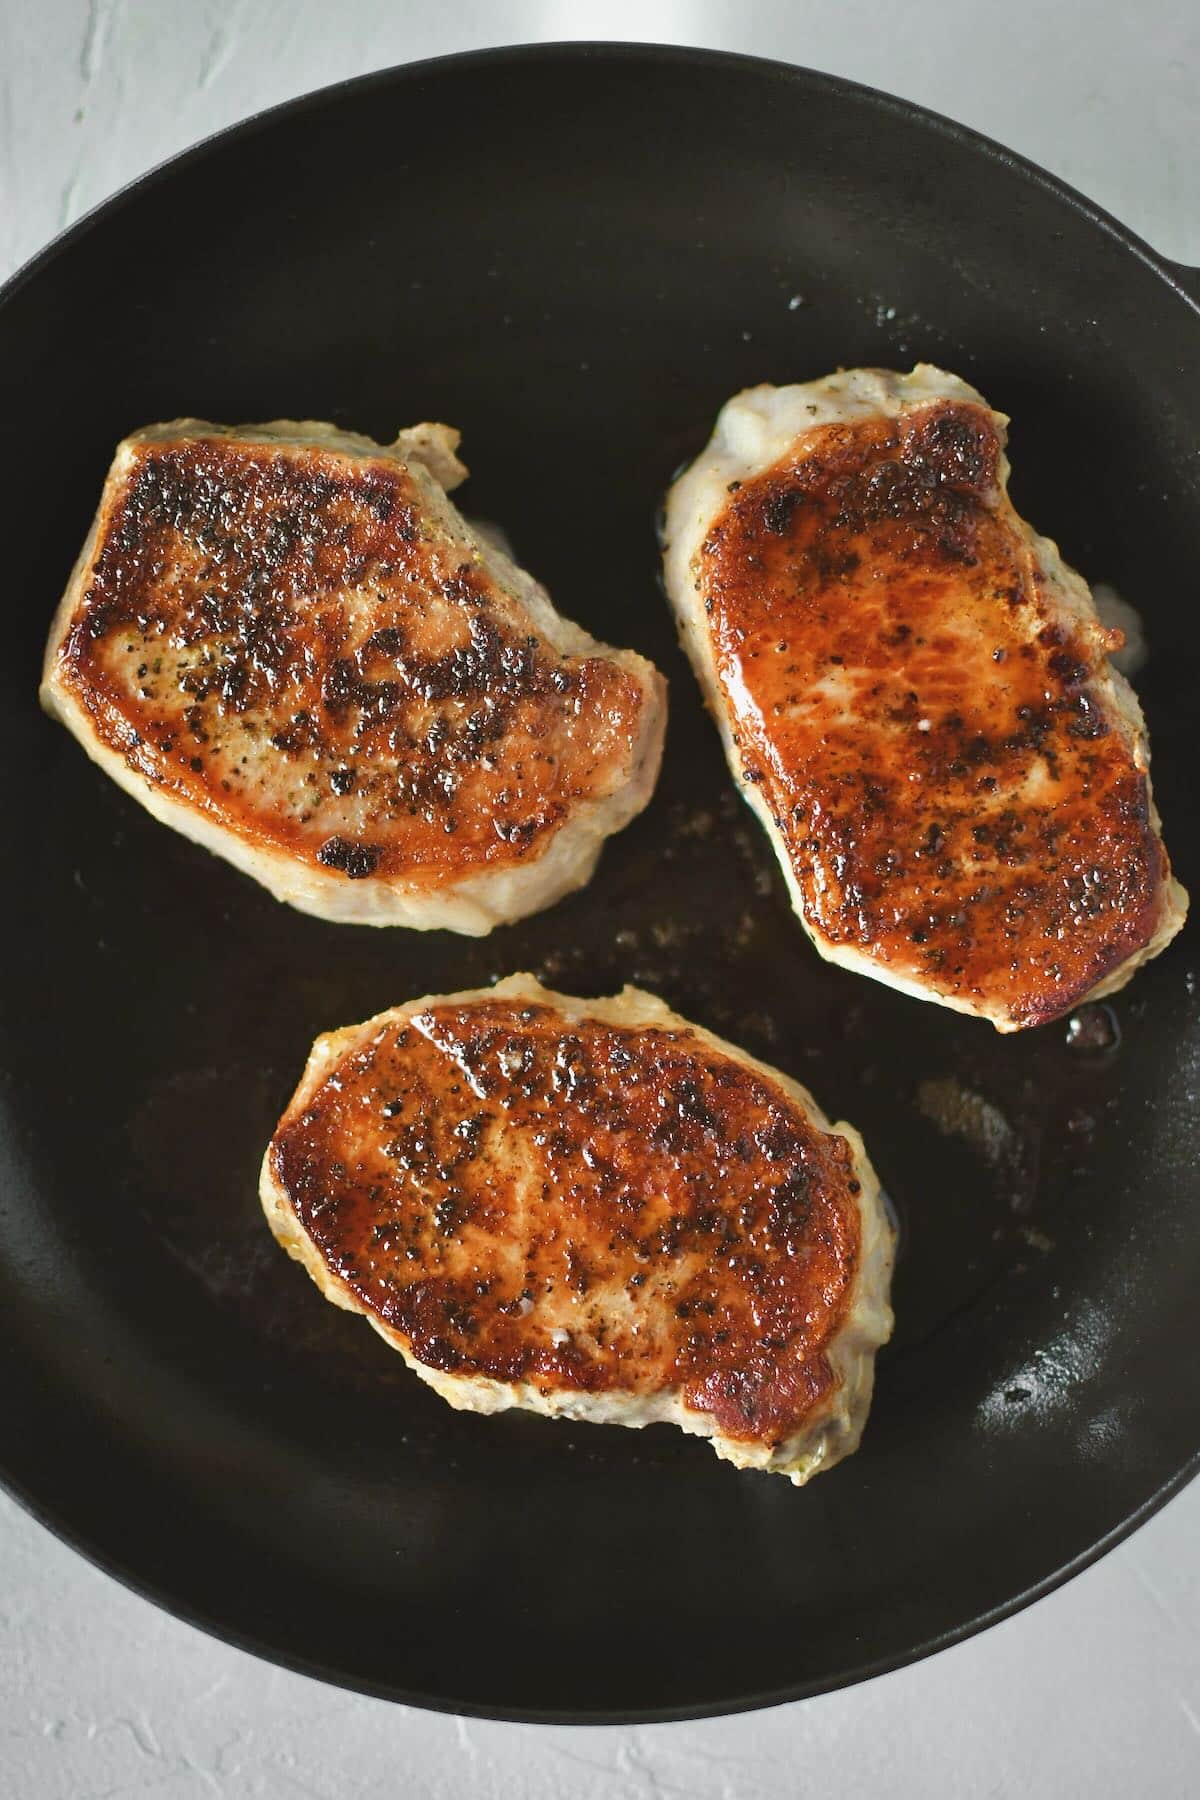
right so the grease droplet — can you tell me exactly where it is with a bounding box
[1065,1004,1121,1055]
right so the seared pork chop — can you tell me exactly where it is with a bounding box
[42,420,665,933]
[662,366,1187,1030]
[261,976,893,1484]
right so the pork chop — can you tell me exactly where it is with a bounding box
[662,366,1187,1030]
[261,976,894,1484]
[42,420,665,933]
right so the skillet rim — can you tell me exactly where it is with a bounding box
[2,38,1197,1723]
[3,41,1200,316]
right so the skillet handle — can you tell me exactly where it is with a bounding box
[1167,261,1200,306]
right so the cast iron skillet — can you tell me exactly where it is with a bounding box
[1,43,1197,1723]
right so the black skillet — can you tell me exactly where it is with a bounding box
[1,43,1197,1723]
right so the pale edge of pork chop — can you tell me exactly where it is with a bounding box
[259,974,895,1485]
[661,365,1188,1029]
[41,420,667,936]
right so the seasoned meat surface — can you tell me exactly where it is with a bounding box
[662,366,1186,1029]
[261,977,894,1483]
[42,420,665,933]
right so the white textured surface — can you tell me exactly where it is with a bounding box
[3,3,1199,1794]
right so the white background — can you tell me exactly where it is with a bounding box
[2,4,1198,1796]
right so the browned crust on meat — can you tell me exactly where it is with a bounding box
[47,432,653,889]
[266,995,865,1448]
[697,400,1176,1027]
